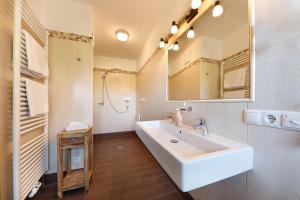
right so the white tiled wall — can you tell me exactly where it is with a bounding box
[93,56,137,134]
[93,71,136,134]
[136,1,300,199]
[48,38,93,172]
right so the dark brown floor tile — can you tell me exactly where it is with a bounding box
[149,191,183,200]
[38,184,57,196]
[126,183,176,200]
[35,132,193,200]
[138,168,164,181]
[154,175,172,185]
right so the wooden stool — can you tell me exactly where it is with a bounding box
[57,128,93,199]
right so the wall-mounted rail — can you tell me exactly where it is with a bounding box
[13,1,49,199]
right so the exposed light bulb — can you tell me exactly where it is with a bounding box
[171,21,179,34]
[116,30,129,42]
[212,1,223,17]
[159,38,165,48]
[168,44,174,50]
[191,0,201,9]
[187,26,195,39]
[173,42,179,51]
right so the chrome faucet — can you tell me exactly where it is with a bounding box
[179,102,192,112]
[179,106,192,112]
[194,118,209,136]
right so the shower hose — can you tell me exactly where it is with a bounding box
[103,77,129,113]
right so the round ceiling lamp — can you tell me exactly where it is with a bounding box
[116,30,129,42]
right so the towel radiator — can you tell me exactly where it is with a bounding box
[13,1,49,199]
[220,49,250,99]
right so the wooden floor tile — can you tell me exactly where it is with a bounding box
[34,132,193,200]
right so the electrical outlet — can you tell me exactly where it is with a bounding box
[73,156,81,163]
[261,111,281,128]
[245,110,300,131]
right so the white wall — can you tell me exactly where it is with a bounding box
[169,24,248,76]
[48,38,93,172]
[222,24,249,58]
[169,35,222,76]
[93,56,136,134]
[26,0,93,36]
[94,55,136,71]
[136,1,300,200]
[136,1,191,71]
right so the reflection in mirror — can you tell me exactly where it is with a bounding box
[168,0,251,101]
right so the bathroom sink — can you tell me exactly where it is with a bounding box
[135,120,253,192]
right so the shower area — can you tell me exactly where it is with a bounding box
[93,67,136,134]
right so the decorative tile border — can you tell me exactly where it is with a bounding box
[223,48,250,61]
[138,46,250,78]
[168,48,250,79]
[201,57,221,65]
[93,67,137,75]
[48,30,93,43]
[169,57,221,79]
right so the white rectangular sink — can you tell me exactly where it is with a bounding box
[135,120,253,192]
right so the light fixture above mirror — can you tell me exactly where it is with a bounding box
[212,1,224,17]
[159,38,165,48]
[187,26,195,39]
[173,41,179,51]
[159,0,226,49]
[191,0,202,9]
[171,21,179,34]
[165,0,255,102]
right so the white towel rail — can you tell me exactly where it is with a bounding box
[19,80,48,135]
[21,1,47,45]
[20,31,46,79]
[13,1,49,199]
[221,49,250,99]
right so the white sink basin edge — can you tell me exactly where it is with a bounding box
[135,120,253,192]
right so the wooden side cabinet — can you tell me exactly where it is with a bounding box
[57,128,93,199]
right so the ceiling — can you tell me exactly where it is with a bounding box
[91,0,249,60]
[91,0,189,60]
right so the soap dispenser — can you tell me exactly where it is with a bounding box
[175,108,183,127]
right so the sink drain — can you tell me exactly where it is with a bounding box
[170,139,178,143]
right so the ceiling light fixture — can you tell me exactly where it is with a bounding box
[212,1,224,17]
[187,26,195,39]
[173,41,179,51]
[171,21,179,34]
[191,0,202,9]
[116,30,129,42]
[159,38,165,48]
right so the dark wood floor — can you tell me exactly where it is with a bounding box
[35,132,193,200]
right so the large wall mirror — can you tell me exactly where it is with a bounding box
[167,0,254,102]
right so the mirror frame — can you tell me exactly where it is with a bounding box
[165,0,255,103]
